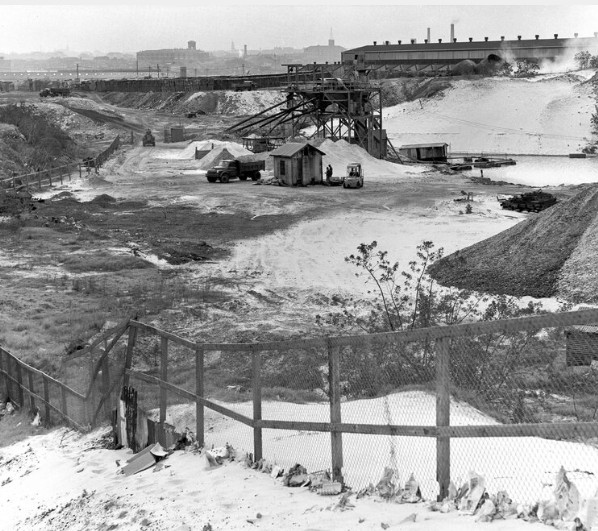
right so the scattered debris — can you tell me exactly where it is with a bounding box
[120,442,168,476]
[375,467,398,499]
[283,463,307,486]
[318,481,342,496]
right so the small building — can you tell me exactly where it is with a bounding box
[398,143,448,163]
[564,325,598,366]
[269,142,325,186]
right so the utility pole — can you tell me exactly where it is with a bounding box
[157,64,160,79]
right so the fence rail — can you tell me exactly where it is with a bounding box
[3,308,598,502]
[0,135,120,192]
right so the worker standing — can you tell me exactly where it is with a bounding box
[326,164,333,181]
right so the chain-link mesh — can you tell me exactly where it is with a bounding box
[16,311,598,508]
[448,321,598,503]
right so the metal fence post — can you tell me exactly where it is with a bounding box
[195,347,205,447]
[159,336,168,447]
[252,348,263,462]
[436,335,451,501]
[328,340,344,484]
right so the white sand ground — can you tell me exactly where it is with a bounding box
[385,72,597,156]
[3,391,598,530]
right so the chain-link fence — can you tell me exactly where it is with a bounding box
[5,309,598,507]
[109,310,598,505]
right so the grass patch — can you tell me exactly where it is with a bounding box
[61,251,154,272]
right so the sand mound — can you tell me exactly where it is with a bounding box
[428,184,598,299]
[196,142,252,170]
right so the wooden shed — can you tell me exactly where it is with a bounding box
[269,142,325,186]
[398,142,448,163]
[564,325,598,366]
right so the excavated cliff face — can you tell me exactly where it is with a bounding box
[428,184,598,301]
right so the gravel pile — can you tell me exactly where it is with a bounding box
[428,184,598,300]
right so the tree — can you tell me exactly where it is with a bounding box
[513,59,539,78]
[316,241,553,414]
[574,51,591,70]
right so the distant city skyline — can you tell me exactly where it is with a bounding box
[1,3,598,56]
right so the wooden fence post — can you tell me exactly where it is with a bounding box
[195,347,205,447]
[436,336,451,501]
[61,384,68,421]
[101,356,111,421]
[252,348,262,462]
[28,370,35,412]
[0,350,7,399]
[78,164,82,179]
[43,376,51,425]
[328,341,344,484]
[122,324,137,389]
[15,360,24,408]
[159,336,168,447]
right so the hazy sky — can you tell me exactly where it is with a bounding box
[1,2,598,55]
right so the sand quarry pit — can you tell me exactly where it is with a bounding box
[2,72,598,529]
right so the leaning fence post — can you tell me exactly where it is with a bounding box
[328,339,344,484]
[195,346,205,448]
[159,336,168,447]
[252,347,262,462]
[436,335,451,501]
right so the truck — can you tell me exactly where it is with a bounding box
[39,87,71,98]
[142,129,156,147]
[233,80,257,92]
[499,190,557,213]
[206,159,265,183]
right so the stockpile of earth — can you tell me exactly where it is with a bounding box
[428,184,598,301]
[102,90,283,116]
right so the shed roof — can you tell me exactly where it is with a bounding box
[565,325,598,334]
[399,143,448,149]
[269,142,326,158]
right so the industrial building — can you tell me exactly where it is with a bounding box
[303,38,346,65]
[136,41,209,73]
[342,29,598,74]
